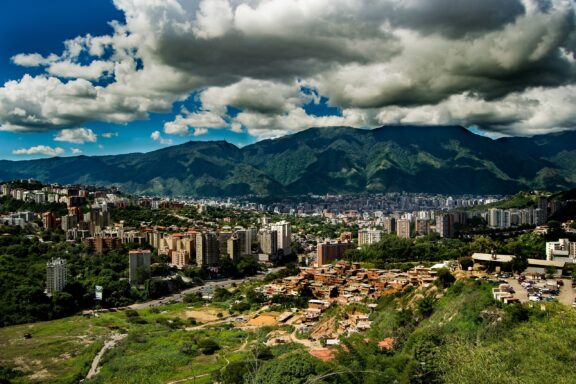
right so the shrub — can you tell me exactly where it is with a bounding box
[125,309,139,318]
[435,268,456,289]
[198,338,220,355]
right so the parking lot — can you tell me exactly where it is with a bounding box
[503,277,574,306]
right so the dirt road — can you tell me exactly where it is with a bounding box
[85,333,127,380]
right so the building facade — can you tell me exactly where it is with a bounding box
[129,249,151,284]
[46,258,67,295]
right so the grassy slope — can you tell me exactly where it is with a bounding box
[4,281,576,384]
[0,303,247,384]
[0,315,110,384]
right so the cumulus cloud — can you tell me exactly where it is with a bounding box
[54,128,97,144]
[71,148,83,154]
[151,130,173,145]
[12,145,65,157]
[2,0,576,139]
[11,53,59,67]
[374,85,576,136]
[47,60,114,80]
[101,132,118,138]
[164,110,227,136]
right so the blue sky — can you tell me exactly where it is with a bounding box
[0,0,263,160]
[1,0,574,160]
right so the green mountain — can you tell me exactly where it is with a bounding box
[1,125,575,196]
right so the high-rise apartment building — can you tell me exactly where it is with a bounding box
[218,231,233,256]
[358,229,382,246]
[227,236,241,263]
[195,232,219,266]
[270,220,291,256]
[383,217,396,234]
[436,214,454,238]
[258,229,278,255]
[536,196,548,225]
[129,249,151,284]
[171,250,190,267]
[316,241,354,266]
[415,219,430,236]
[396,219,411,239]
[234,228,252,256]
[46,258,67,295]
[61,214,77,231]
[42,212,56,230]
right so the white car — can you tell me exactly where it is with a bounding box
[528,295,541,302]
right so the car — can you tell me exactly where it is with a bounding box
[528,295,542,302]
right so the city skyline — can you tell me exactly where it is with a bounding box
[2,0,576,160]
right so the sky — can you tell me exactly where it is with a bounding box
[1,0,575,160]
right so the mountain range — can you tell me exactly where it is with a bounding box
[1,125,575,196]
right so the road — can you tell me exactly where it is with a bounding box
[126,270,279,310]
[84,333,127,380]
[557,279,574,306]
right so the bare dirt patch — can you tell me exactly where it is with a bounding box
[247,315,278,327]
[184,309,228,323]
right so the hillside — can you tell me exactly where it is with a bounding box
[1,125,575,196]
[2,279,576,383]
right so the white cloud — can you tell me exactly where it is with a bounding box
[1,0,576,139]
[200,79,307,115]
[101,132,119,138]
[194,0,234,39]
[54,128,97,144]
[47,60,114,80]
[164,110,226,136]
[12,145,65,157]
[11,53,58,67]
[151,130,173,144]
[71,148,83,154]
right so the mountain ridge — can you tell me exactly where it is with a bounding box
[1,125,575,196]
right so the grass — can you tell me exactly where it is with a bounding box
[439,304,576,384]
[0,300,254,384]
[85,313,250,383]
[0,315,113,383]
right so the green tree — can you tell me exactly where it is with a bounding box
[435,269,456,289]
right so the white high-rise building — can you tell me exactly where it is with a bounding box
[270,220,292,256]
[358,229,382,246]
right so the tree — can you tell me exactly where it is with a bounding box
[252,354,326,384]
[212,287,232,302]
[237,256,260,277]
[198,338,220,355]
[545,266,558,279]
[136,265,151,284]
[219,256,239,278]
[458,257,474,271]
[435,269,456,288]
[217,361,249,384]
[509,255,528,274]
[417,295,436,318]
